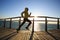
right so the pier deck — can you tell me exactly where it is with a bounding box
[0,28,17,40]
[0,28,60,40]
[9,30,55,40]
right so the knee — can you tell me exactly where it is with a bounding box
[30,21,31,24]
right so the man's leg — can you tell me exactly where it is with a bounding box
[17,19,26,31]
[26,19,31,29]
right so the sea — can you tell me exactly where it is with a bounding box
[0,20,60,31]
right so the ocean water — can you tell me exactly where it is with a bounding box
[0,20,60,31]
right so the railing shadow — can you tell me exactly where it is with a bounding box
[46,31,57,40]
[0,28,17,40]
[29,28,34,40]
[29,19,34,40]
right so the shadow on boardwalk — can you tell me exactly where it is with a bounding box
[0,27,60,40]
[46,32,57,40]
[29,27,34,40]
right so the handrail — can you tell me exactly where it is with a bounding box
[37,16,60,19]
[0,16,34,19]
[0,16,60,32]
[0,16,60,19]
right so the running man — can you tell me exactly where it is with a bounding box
[17,7,31,31]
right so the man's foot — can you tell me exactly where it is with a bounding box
[16,29,20,33]
[26,27,29,30]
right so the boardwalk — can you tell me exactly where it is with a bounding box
[0,28,17,40]
[48,29,60,40]
[0,16,60,40]
[9,30,55,40]
[0,28,60,40]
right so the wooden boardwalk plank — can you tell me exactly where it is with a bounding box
[9,30,55,40]
[35,31,55,40]
[0,28,60,40]
[0,28,17,40]
[48,29,60,40]
[9,30,31,40]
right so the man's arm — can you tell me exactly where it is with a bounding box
[21,11,24,17]
[29,12,31,17]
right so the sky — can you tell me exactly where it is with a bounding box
[0,0,60,18]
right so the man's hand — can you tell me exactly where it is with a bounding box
[30,12,31,15]
[28,12,31,17]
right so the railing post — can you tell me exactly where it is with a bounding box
[4,19,6,28]
[10,18,12,29]
[19,17,21,28]
[32,18,34,32]
[57,18,59,29]
[45,17,47,32]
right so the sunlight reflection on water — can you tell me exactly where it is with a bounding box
[0,20,60,31]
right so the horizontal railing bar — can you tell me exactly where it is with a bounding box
[11,20,59,22]
[37,16,60,19]
[0,16,34,19]
[34,20,58,22]
[0,16,60,20]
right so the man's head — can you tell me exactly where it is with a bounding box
[25,7,29,11]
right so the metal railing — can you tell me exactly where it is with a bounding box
[0,16,60,32]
